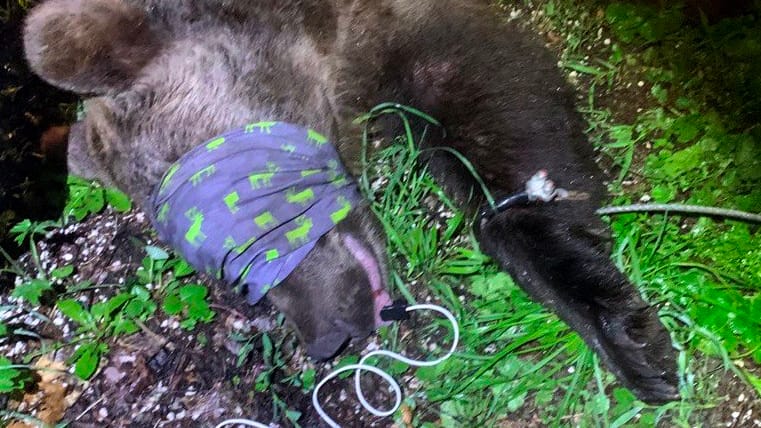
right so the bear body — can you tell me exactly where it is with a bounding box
[24,0,678,402]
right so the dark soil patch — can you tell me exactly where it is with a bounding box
[3,209,410,427]
[0,3,75,261]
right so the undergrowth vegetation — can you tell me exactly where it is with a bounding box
[360,1,761,425]
[2,1,760,427]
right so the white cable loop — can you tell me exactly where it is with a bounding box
[313,303,459,427]
[214,419,273,428]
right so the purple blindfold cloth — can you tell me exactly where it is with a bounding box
[151,121,361,304]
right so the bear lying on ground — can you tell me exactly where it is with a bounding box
[24,0,679,403]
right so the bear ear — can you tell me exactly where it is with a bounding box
[24,0,160,94]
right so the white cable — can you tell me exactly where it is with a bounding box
[312,303,459,427]
[214,419,272,428]
[215,303,458,428]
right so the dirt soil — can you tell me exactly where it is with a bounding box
[0,3,74,260]
[3,209,420,427]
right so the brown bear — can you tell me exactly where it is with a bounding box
[23,0,678,403]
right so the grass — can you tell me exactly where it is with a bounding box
[352,1,761,425]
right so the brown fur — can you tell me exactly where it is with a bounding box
[24,0,678,403]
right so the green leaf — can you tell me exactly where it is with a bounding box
[57,299,94,328]
[565,61,604,76]
[172,259,195,278]
[650,184,676,203]
[10,219,32,245]
[254,370,270,392]
[335,355,359,379]
[179,318,197,329]
[506,390,528,412]
[12,278,53,306]
[84,188,106,216]
[131,285,152,301]
[112,318,139,335]
[73,342,102,379]
[90,301,108,321]
[51,265,74,279]
[285,409,302,425]
[105,188,132,212]
[179,284,208,301]
[0,357,24,393]
[124,298,153,318]
[186,300,214,324]
[0,322,8,337]
[105,293,133,316]
[162,294,183,315]
[610,405,644,428]
[145,245,169,261]
[300,368,316,390]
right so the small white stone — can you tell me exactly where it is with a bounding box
[604,38,611,46]
[637,81,645,87]
[567,366,575,374]
[62,253,74,262]
[167,412,175,421]
[98,408,108,419]
[732,411,741,419]
[739,393,746,402]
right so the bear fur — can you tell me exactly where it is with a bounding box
[24,0,678,403]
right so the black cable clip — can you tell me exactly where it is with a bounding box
[380,299,410,322]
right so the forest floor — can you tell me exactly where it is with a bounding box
[3,1,761,427]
